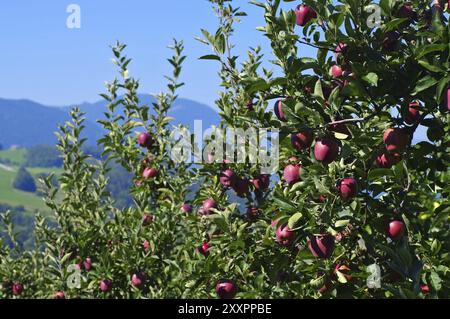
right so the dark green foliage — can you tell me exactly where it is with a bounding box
[12,167,36,193]
[25,145,62,168]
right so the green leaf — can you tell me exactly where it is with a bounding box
[335,219,350,228]
[368,168,395,179]
[362,72,379,86]
[418,60,444,73]
[430,272,442,291]
[199,54,221,61]
[336,271,348,284]
[288,212,303,229]
[412,76,439,95]
[416,44,447,59]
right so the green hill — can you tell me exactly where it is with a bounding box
[0,149,62,212]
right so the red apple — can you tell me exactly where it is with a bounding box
[247,206,260,219]
[181,203,192,214]
[12,282,23,295]
[375,151,401,168]
[142,213,153,226]
[295,4,317,26]
[387,220,406,241]
[446,87,450,111]
[83,257,92,272]
[276,225,295,246]
[291,130,313,151]
[232,177,250,197]
[334,264,353,282]
[198,242,210,256]
[404,101,420,124]
[398,3,416,19]
[201,198,217,215]
[137,132,153,148]
[251,174,270,191]
[338,178,358,201]
[131,272,146,287]
[143,240,150,252]
[314,138,339,164]
[215,279,237,299]
[421,284,430,294]
[383,31,400,51]
[334,42,347,60]
[283,164,301,184]
[383,128,409,152]
[273,100,286,121]
[330,65,343,78]
[54,291,65,299]
[308,234,335,258]
[219,169,236,188]
[142,167,158,179]
[100,279,112,292]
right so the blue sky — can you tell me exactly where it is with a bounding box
[0,0,310,108]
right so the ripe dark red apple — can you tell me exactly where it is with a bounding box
[295,4,317,26]
[318,281,333,295]
[142,167,158,179]
[421,284,430,294]
[330,65,343,78]
[201,198,217,215]
[338,178,358,201]
[308,234,335,258]
[83,257,92,272]
[314,138,339,164]
[232,177,250,197]
[181,203,192,213]
[376,151,401,168]
[247,206,260,219]
[334,264,352,282]
[143,239,150,252]
[283,164,301,184]
[304,86,313,94]
[251,174,270,191]
[131,272,146,287]
[404,101,420,124]
[387,220,406,241]
[12,282,23,295]
[198,242,210,256]
[275,225,295,246]
[100,279,112,292]
[334,43,347,60]
[291,130,313,151]
[316,195,327,203]
[54,291,65,299]
[383,128,409,152]
[398,3,416,19]
[137,132,153,148]
[219,169,236,188]
[142,213,153,226]
[215,279,237,299]
[273,100,286,121]
[383,31,400,51]
[446,87,450,111]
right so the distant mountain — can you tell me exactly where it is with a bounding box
[71,94,220,131]
[0,98,102,148]
[0,96,219,148]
